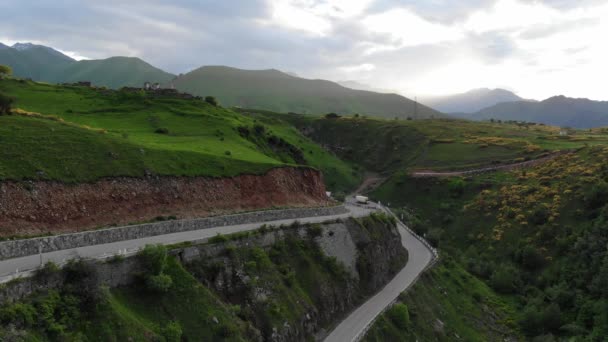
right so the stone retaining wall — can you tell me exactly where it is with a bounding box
[0,205,347,261]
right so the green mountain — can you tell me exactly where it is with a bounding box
[55,56,175,88]
[171,66,444,119]
[466,95,608,128]
[0,43,174,88]
[0,43,74,81]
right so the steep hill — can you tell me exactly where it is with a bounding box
[369,146,608,340]
[0,43,74,81]
[171,66,444,119]
[423,88,524,113]
[470,95,608,128]
[0,43,174,88]
[0,78,358,190]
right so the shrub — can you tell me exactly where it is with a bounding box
[139,244,168,274]
[490,264,521,294]
[325,113,340,119]
[224,150,231,156]
[146,273,173,292]
[205,96,219,106]
[0,92,14,115]
[387,303,410,330]
[154,127,169,134]
[448,178,466,197]
[163,321,183,342]
[209,233,228,243]
[0,65,11,78]
[306,224,323,238]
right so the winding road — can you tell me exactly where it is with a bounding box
[324,204,436,342]
[0,200,437,342]
[0,203,373,283]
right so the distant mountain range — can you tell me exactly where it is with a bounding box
[422,88,526,113]
[4,42,608,126]
[170,66,442,119]
[0,42,442,119]
[461,96,608,129]
[0,43,173,88]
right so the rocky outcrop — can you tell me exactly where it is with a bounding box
[182,215,408,342]
[0,215,407,342]
[0,167,329,237]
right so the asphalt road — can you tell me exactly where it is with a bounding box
[0,203,374,283]
[324,208,435,342]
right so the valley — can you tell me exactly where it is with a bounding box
[1,64,608,342]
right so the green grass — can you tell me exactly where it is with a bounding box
[364,259,519,342]
[371,147,608,340]
[268,113,603,175]
[0,78,359,190]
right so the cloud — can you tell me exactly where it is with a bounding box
[0,0,607,100]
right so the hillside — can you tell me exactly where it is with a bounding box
[54,56,175,88]
[469,95,608,128]
[0,78,361,194]
[422,88,524,113]
[0,43,74,81]
[259,110,601,175]
[0,43,174,88]
[171,66,444,119]
[368,146,608,340]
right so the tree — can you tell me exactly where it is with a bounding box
[0,93,14,115]
[0,65,11,79]
[205,96,219,106]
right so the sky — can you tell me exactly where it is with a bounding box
[1,0,607,100]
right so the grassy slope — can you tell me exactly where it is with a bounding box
[172,66,443,119]
[276,113,601,174]
[0,79,358,191]
[370,147,608,340]
[365,259,519,342]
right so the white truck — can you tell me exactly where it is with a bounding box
[355,195,369,204]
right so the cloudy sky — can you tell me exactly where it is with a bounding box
[1,0,607,100]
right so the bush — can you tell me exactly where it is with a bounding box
[205,96,219,106]
[584,182,608,210]
[163,321,183,342]
[387,303,410,330]
[146,273,173,292]
[325,113,340,119]
[139,244,168,274]
[448,178,466,197]
[306,224,323,238]
[490,264,521,294]
[154,127,169,134]
[0,65,11,78]
[0,92,14,115]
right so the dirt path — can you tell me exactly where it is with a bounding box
[352,172,387,195]
[410,151,567,178]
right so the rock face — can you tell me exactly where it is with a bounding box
[0,167,329,237]
[0,215,408,342]
[182,216,408,342]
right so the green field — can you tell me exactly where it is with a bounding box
[0,79,360,190]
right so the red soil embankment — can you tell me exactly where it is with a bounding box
[0,167,329,237]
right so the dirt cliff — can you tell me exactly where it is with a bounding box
[0,167,329,237]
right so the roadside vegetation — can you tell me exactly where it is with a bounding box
[365,258,519,342]
[370,146,608,340]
